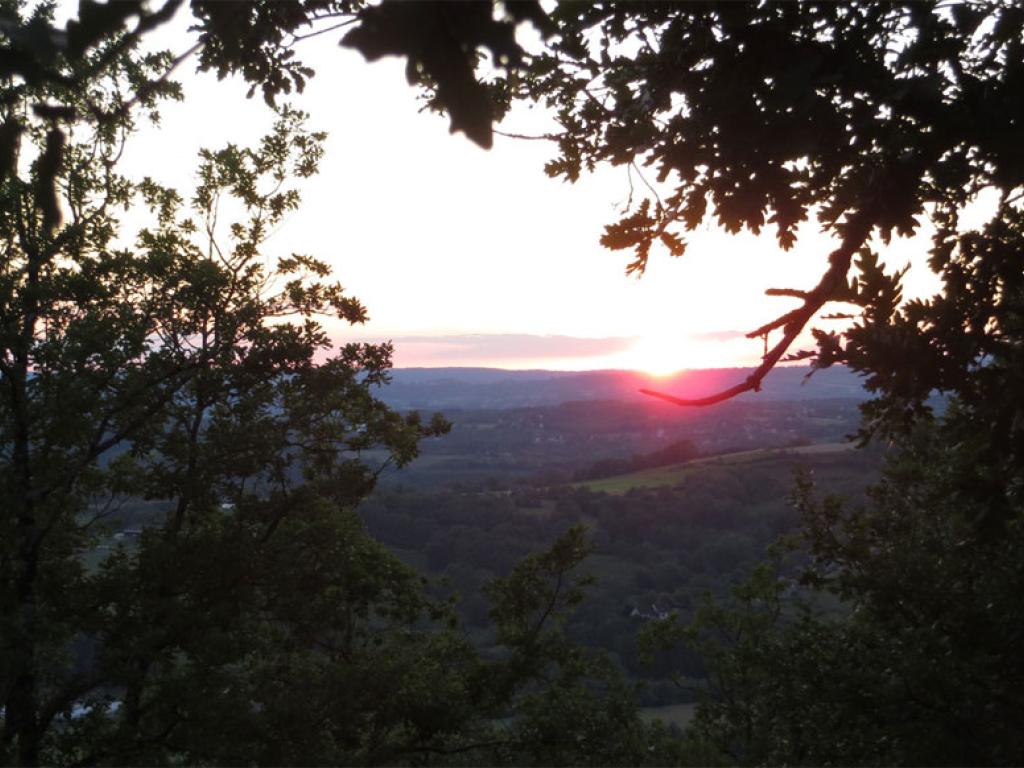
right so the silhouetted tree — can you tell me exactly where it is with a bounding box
[0,4,675,764]
[488,2,1024,407]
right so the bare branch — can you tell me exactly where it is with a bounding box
[630,160,664,211]
[747,307,804,339]
[493,128,558,141]
[287,17,358,44]
[641,210,874,407]
[765,287,809,300]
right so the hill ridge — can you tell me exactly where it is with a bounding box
[380,365,865,410]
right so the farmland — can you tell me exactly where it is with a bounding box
[577,443,856,494]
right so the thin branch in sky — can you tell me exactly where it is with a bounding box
[493,128,557,141]
[641,208,876,406]
[629,160,663,210]
[288,17,359,45]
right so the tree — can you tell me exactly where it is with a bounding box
[486,2,1024,407]
[230,5,1024,765]
[0,0,549,162]
[644,418,1024,765]
[635,198,1024,764]
[482,523,683,767]
[0,6,455,761]
[475,5,1024,763]
[0,5,671,765]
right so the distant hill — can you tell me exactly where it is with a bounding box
[378,365,865,410]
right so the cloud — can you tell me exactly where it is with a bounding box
[388,334,638,360]
[687,329,746,342]
[333,330,756,370]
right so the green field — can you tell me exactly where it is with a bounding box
[575,442,855,494]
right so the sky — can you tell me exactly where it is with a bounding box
[109,7,946,375]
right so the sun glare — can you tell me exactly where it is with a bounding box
[622,335,691,377]
[614,330,764,375]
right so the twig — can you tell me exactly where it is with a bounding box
[630,160,663,210]
[765,287,809,300]
[493,128,557,141]
[288,17,358,44]
[89,41,202,126]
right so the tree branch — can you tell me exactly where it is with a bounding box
[765,287,809,300]
[493,128,558,141]
[641,211,874,407]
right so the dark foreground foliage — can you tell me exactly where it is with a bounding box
[647,198,1024,768]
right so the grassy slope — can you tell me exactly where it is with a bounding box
[575,442,855,494]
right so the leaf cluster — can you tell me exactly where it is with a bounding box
[510,3,1024,264]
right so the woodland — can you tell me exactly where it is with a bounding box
[2,1,1023,766]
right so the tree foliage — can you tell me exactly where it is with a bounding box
[0,13,465,758]
[645,421,1024,766]
[481,5,1024,763]
[0,4,678,765]
[637,195,1024,764]
[488,1,1024,404]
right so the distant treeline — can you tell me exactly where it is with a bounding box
[573,439,701,481]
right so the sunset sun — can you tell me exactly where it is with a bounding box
[623,334,693,377]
